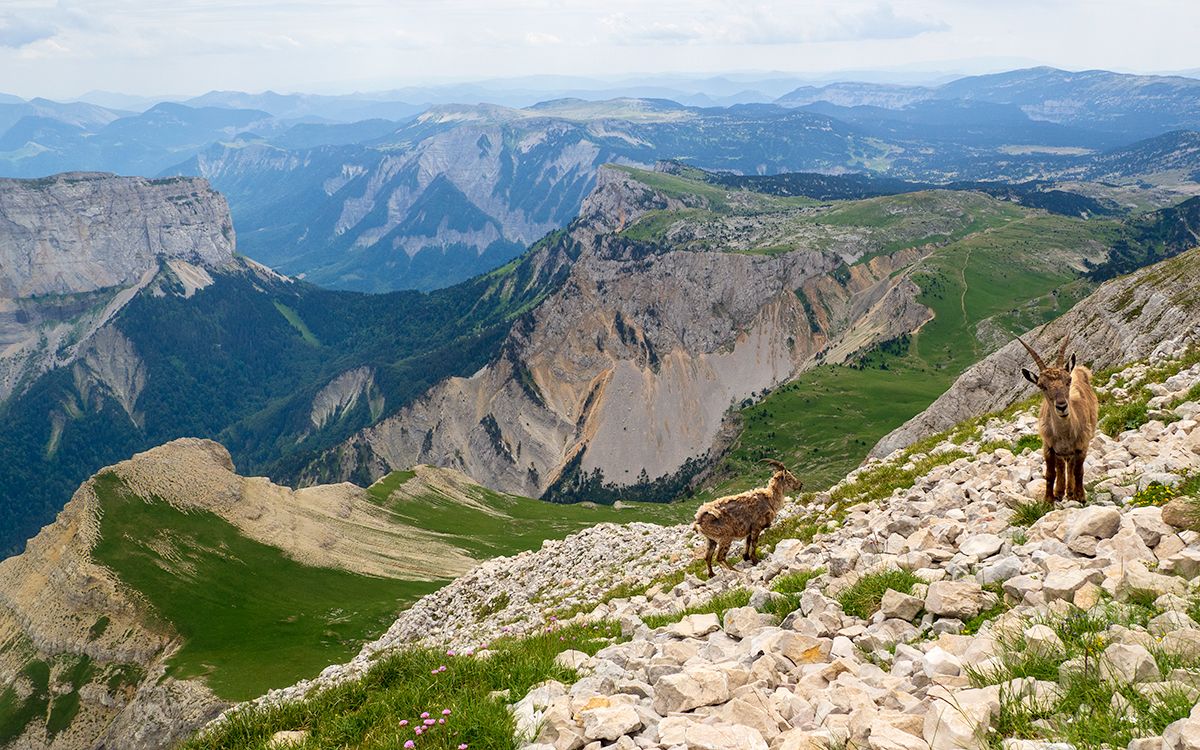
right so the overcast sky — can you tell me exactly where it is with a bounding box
[1,0,1198,99]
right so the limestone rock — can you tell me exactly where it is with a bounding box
[1102,643,1160,684]
[879,589,924,622]
[924,581,986,619]
[580,705,642,742]
[652,666,731,714]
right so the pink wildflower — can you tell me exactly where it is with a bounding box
[447,649,456,656]
[404,742,415,749]
[438,665,447,672]
[399,720,409,727]
[438,718,446,725]
[442,709,452,716]
[459,745,469,750]
[421,712,430,719]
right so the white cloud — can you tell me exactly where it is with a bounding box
[0,16,57,48]
[601,3,948,46]
[524,31,563,46]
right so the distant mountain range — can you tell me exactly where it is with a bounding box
[778,66,1200,139]
[1,67,1198,292]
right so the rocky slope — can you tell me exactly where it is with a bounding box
[871,245,1200,459]
[302,166,1022,501]
[210,333,1200,750]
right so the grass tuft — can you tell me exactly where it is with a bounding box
[641,589,752,630]
[1011,498,1056,527]
[757,568,826,620]
[836,569,923,620]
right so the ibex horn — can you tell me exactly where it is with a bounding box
[1016,336,1046,370]
[760,459,788,472]
[1056,335,1071,367]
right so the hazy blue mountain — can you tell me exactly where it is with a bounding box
[799,99,1125,150]
[184,90,425,122]
[936,67,1200,136]
[1080,129,1200,181]
[778,67,1200,139]
[0,102,272,177]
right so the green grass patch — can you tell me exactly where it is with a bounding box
[87,615,110,641]
[836,569,922,620]
[758,568,826,620]
[759,509,826,552]
[365,470,416,503]
[1100,397,1150,437]
[641,589,753,630]
[832,450,971,505]
[104,663,145,694]
[1011,498,1056,527]
[271,301,321,346]
[181,621,621,750]
[772,568,826,596]
[90,473,441,700]
[962,584,1009,635]
[1014,434,1043,453]
[0,659,50,745]
[45,692,80,740]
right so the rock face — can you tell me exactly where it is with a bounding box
[871,245,1200,458]
[0,173,234,298]
[308,167,941,498]
[0,173,235,404]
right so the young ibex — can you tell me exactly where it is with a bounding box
[1019,336,1098,503]
[693,459,803,577]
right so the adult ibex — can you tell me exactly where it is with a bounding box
[693,459,803,577]
[1019,336,1098,503]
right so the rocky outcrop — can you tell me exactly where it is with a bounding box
[0,173,234,299]
[309,366,383,430]
[310,168,947,499]
[871,246,1200,458]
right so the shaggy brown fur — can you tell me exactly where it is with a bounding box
[1019,336,1099,503]
[693,460,803,576]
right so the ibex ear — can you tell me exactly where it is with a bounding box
[1068,353,1076,371]
[1022,368,1038,385]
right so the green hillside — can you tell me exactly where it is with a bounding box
[80,466,695,703]
[367,468,698,560]
[90,473,436,700]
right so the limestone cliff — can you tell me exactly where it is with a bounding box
[0,173,236,404]
[871,245,1200,458]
